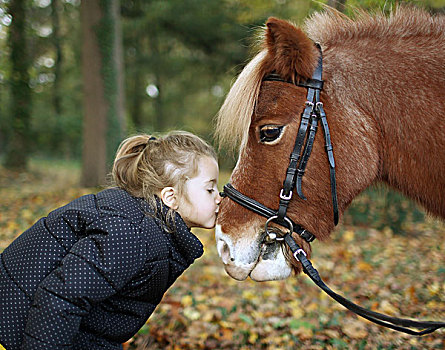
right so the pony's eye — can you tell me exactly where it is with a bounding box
[260,125,284,143]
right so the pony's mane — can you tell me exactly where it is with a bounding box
[215,5,444,151]
[305,6,445,47]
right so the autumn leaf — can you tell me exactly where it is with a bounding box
[341,319,368,339]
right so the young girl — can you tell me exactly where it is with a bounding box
[0,131,221,350]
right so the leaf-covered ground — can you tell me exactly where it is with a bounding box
[1,162,444,349]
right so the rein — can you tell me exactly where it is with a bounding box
[220,44,445,335]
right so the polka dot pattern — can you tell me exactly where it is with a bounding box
[0,188,203,349]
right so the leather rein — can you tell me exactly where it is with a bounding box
[220,44,444,335]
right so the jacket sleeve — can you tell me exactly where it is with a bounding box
[21,216,146,350]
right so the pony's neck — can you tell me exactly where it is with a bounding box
[325,39,445,219]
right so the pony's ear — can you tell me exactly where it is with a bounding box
[264,17,318,81]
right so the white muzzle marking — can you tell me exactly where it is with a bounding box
[215,224,292,281]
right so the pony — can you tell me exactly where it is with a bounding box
[214,6,445,282]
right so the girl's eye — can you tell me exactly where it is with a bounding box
[259,125,284,143]
[207,189,214,193]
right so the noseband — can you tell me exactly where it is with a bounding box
[220,44,444,335]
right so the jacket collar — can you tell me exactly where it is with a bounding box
[136,193,204,264]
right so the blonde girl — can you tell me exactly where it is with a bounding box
[0,131,221,350]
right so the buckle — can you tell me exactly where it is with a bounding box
[293,248,307,262]
[280,189,292,201]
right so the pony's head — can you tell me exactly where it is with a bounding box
[214,17,333,281]
[214,10,391,281]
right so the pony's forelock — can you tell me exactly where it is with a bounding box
[215,50,268,152]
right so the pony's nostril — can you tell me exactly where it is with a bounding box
[217,239,234,264]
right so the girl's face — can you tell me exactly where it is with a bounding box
[177,156,222,229]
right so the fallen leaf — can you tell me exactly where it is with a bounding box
[342,319,368,339]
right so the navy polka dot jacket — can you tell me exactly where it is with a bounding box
[0,188,204,349]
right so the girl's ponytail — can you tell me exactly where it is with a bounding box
[112,134,154,198]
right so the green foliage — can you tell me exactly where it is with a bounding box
[1,0,83,159]
[120,0,253,135]
[3,0,32,170]
[0,0,444,163]
[343,186,425,234]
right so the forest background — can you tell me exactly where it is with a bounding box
[0,0,444,183]
[0,0,444,349]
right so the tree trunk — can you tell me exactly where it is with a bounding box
[51,0,62,117]
[80,0,126,187]
[129,68,144,129]
[114,1,126,141]
[50,0,64,155]
[4,0,31,170]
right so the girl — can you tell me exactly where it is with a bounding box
[0,131,221,350]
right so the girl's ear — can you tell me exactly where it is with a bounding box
[160,187,179,209]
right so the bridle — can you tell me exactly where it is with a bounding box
[220,44,444,335]
[223,43,337,245]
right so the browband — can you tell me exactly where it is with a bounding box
[263,73,324,90]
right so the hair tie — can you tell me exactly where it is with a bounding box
[142,136,157,150]
[140,137,156,152]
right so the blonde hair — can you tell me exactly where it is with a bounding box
[112,131,217,226]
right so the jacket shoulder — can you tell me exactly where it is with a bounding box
[95,188,147,225]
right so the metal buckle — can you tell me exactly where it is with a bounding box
[264,215,293,242]
[293,248,307,262]
[280,189,293,201]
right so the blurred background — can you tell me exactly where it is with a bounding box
[0,0,444,349]
[0,0,443,181]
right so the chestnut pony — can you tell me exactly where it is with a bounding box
[215,7,445,282]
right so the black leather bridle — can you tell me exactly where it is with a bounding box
[220,44,444,335]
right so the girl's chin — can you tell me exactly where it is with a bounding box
[200,220,217,230]
[188,215,217,229]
